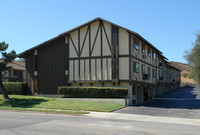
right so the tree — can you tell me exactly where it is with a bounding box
[184,32,200,85]
[0,42,16,101]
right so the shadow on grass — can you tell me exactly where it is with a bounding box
[0,98,48,108]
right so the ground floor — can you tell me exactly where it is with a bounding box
[116,86,200,118]
[70,82,180,106]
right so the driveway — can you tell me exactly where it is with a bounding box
[115,86,200,119]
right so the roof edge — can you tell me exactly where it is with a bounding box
[18,17,163,57]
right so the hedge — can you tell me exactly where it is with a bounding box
[58,86,128,98]
[0,82,29,95]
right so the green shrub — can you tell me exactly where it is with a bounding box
[58,86,128,98]
[0,82,29,95]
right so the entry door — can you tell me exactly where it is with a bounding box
[34,76,38,93]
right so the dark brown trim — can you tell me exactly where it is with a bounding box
[69,34,79,56]
[68,79,157,85]
[131,55,157,68]
[90,22,101,56]
[102,22,112,52]
[68,80,113,83]
[89,24,91,81]
[78,29,80,81]
[100,21,103,82]
[19,17,163,58]
[80,25,90,55]
[111,25,119,82]
[69,55,111,60]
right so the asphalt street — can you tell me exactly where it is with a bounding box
[0,86,200,135]
[115,86,200,119]
[0,111,200,135]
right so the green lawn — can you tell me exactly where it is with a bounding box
[0,95,125,112]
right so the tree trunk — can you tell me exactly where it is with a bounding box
[0,72,10,101]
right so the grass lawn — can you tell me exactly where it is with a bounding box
[0,95,125,113]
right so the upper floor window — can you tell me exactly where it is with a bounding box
[113,33,117,55]
[152,69,156,78]
[152,51,156,60]
[142,43,145,54]
[133,61,140,73]
[158,70,160,77]
[133,37,139,50]
[148,67,151,77]
[161,71,164,77]
[148,48,151,57]
[142,65,145,74]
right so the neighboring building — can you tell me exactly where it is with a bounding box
[18,17,180,105]
[169,61,196,85]
[1,59,26,82]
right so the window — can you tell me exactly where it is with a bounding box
[133,61,139,73]
[158,70,160,77]
[113,33,117,55]
[142,65,145,74]
[161,71,164,77]
[112,59,117,79]
[148,48,151,57]
[142,43,145,54]
[133,37,139,50]
[13,70,18,76]
[112,25,118,80]
[152,69,156,78]
[152,51,156,60]
[148,67,151,77]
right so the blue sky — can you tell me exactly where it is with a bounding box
[0,0,199,63]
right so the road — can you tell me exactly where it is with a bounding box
[0,110,200,135]
[115,86,200,119]
[0,86,200,135]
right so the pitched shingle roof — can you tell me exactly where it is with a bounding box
[0,59,25,71]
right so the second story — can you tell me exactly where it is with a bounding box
[18,17,180,86]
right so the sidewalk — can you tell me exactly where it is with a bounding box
[85,111,200,126]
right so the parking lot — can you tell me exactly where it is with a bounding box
[115,86,200,119]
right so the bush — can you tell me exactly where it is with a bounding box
[0,82,29,95]
[58,86,128,98]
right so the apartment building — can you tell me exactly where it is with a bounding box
[18,18,180,105]
[1,59,26,82]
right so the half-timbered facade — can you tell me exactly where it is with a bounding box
[18,17,180,105]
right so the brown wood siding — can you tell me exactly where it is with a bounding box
[38,37,67,94]
[25,52,34,93]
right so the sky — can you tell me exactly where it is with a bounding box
[0,0,200,63]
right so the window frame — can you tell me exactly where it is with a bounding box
[152,69,156,78]
[152,51,156,60]
[133,61,140,73]
[133,37,139,50]
[142,43,145,54]
[148,48,151,57]
[148,67,151,77]
[142,64,145,75]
